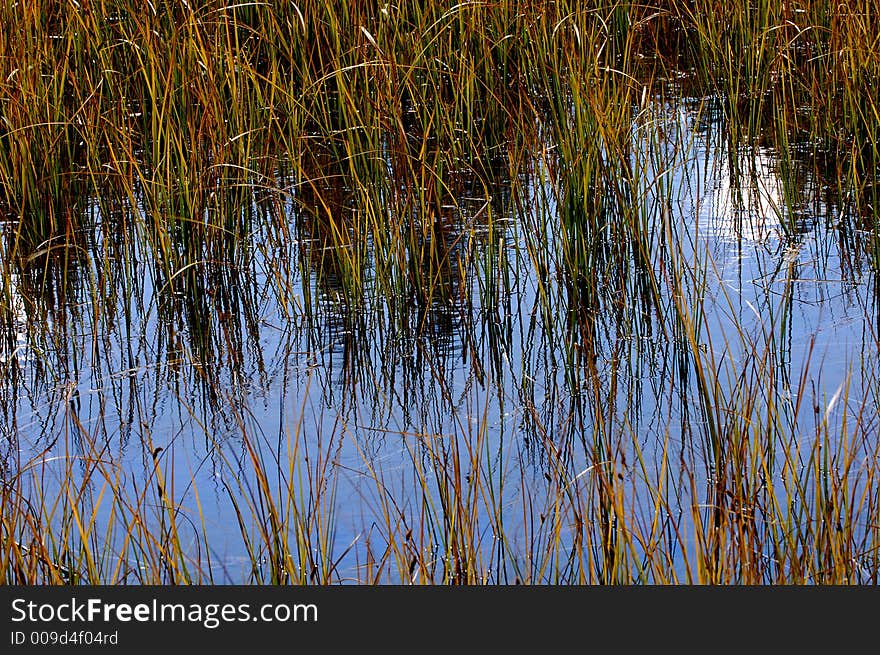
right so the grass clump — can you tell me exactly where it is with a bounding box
[1,1,879,584]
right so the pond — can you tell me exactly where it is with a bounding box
[2,3,879,584]
[3,84,877,584]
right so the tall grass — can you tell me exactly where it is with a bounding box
[1,1,879,584]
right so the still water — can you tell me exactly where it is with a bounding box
[2,89,877,583]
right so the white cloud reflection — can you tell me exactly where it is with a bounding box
[701,147,784,244]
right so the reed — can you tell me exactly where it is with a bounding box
[1,1,879,584]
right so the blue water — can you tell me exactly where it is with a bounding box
[3,91,877,583]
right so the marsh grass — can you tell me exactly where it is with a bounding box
[1,1,879,584]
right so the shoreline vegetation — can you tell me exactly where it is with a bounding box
[1,1,879,584]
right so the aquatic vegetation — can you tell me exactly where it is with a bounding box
[1,1,878,584]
